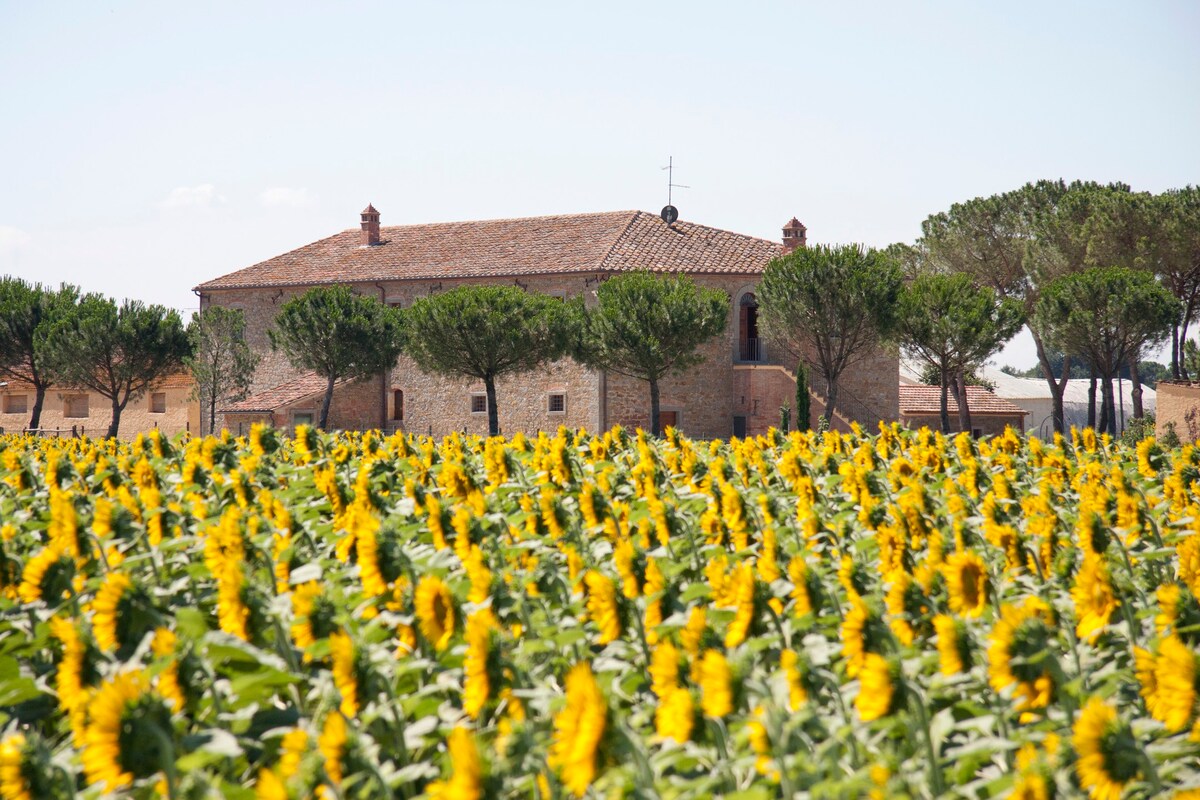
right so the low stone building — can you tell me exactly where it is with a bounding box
[0,373,199,439]
[899,384,1028,436]
[195,206,900,438]
[1155,381,1200,442]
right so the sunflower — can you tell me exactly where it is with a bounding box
[463,545,494,605]
[654,687,694,744]
[699,649,734,718]
[583,571,622,645]
[318,712,347,787]
[463,611,495,719]
[933,614,970,676]
[786,556,814,616]
[357,521,407,599]
[291,582,338,659]
[426,727,483,800]
[549,663,607,798]
[648,641,681,699]
[943,551,989,618]
[781,649,808,710]
[1070,556,1118,641]
[81,670,173,793]
[415,576,456,651]
[840,596,888,678]
[150,628,186,711]
[0,734,31,800]
[884,569,929,646]
[18,546,74,604]
[329,630,360,718]
[216,564,250,642]
[987,598,1056,715]
[1144,635,1197,732]
[723,562,758,648]
[92,572,134,652]
[643,558,665,645]
[1073,696,1141,800]
[49,615,97,743]
[255,768,287,800]
[855,653,896,722]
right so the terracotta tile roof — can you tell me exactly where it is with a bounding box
[195,210,783,291]
[899,385,1029,417]
[222,372,344,413]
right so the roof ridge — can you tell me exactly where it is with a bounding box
[360,209,643,231]
[670,215,784,248]
[596,210,644,273]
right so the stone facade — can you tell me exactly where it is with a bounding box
[198,209,902,439]
[0,375,199,439]
[899,412,1025,437]
[1155,381,1200,442]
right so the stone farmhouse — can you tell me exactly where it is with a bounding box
[194,207,900,439]
[0,373,199,438]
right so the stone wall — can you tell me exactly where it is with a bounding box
[201,271,900,439]
[0,378,199,439]
[900,412,1025,437]
[1156,381,1200,442]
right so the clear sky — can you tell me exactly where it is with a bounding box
[1,1,1197,368]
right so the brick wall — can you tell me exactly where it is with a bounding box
[1156,382,1200,442]
[0,379,199,439]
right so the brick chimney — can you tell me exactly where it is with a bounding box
[782,217,807,253]
[361,204,381,246]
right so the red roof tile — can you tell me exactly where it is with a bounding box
[222,372,345,413]
[899,385,1029,417]
[195,210,783,291]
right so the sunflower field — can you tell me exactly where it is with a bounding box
[0,422,1198,799]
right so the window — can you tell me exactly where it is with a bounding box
[470,393,487,414]
[63,394,89,418]
[292,412,314,427]
[659,410,679,430]
[548,392,566,414]
[149,392,167,414]
[392,389,404,421]
[2,395,27,414]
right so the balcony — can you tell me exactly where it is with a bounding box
[737,337,766,363]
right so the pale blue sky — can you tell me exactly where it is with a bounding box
[1,1,1197,367]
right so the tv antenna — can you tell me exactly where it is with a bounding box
[660,156,689,224]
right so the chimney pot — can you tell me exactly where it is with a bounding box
[361,204,381,246]
[781,217,807,253]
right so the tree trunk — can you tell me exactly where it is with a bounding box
[1087,363,1097,430]
[1130,359,1144,419]
[485,376,499,437]
[28,384,46,431]
[1102,376,1117,436]
[952,369,972,434]
[208,390,218,436]
[107,395,123,438]
[649,377,661,437]
[824,377,839,429]
[1181,316,1194,381]
[939,370,951,434]
[318,374,335,430]
[1172,323,1182,380]
[1033,330,1067,434]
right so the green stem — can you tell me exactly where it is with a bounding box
[908,684,945,796]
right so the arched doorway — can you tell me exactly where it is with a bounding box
[738,292,762,362]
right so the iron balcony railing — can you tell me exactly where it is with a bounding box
[738,337,766,363]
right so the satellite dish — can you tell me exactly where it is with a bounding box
[661,205,679,224]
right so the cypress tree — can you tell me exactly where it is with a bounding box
[795,360,811,432]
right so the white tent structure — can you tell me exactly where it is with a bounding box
[899,361,1155,438]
